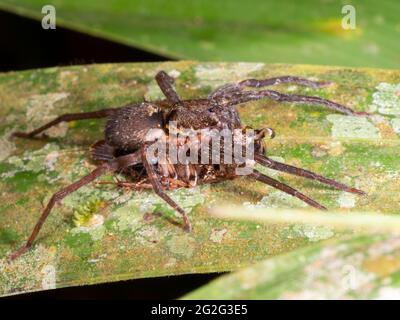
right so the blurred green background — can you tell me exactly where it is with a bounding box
[0,0,399,69]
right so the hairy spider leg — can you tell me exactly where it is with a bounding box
[12,108,116,138]
[238,76,332,89]
[209,75,331,100]
[254,153,365,195]
[96,181,153,190]
[219,89,369,116]
[141,143,192,232]
[249,169,327,210]
[9,152,141,261]
[155,71,181,105]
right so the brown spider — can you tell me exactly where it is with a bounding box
[9,70,368,260]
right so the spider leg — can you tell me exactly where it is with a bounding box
[155,71,181,105]
[9,152,141,261]
[238,76,331,89]
[249,169,327,210]
[210,76,330,100]
[221,89,369,116]
[96,180,153,190]
[254,153,365,195]
[141,144,192,232]
[13,108,116,138]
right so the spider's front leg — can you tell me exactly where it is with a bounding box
[217,89,369,116]
[209,75,331,101]
[141,143,192,232]
[9,152,141,261]
[209,75,369,116]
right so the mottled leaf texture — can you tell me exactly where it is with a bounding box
[0,61,400,297]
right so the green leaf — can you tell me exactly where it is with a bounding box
[182,234,400,299]
[0,61,400,296]
[1,0,399,68]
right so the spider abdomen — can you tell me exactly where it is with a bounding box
[105,102,164,153]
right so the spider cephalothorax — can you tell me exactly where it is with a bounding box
[9,70,368,260]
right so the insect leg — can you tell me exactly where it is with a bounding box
[249,169,327,210]
[222,89,369,116]
[13,108,116,138]
[141,144,192,232]
[254,153,365,195]
[155,71,181,105]
[9,152,141,261]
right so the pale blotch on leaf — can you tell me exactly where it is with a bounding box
[58,70,79,87]
[257,191,308,209]
[209,228,228,244]
[166,234,196,258]
[25,143,60,173]
[110,200,143,233]
[285,224,334,242]
[0,135,16,161]
[109,186,205,233]
[1,143,61,181]
[337,192,356,209]
[144,82,165,101]
[375,287,400,300]
[366,237,400,259]
[326,115,381,139]
[194,62,264,87]
[41,265,56,290]
[312,141,344,158]
[164,257,177,268]
[135,225,161,247]
[283,248,374,299]
[372,83,400,116]
[0,245,56,296]
[390,118,400,134]
[25,92,70,138]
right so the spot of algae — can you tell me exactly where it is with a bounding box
[371,83,400,115]
[337,192,356,209]
[326,115,380,139]
[194,62,265,87]
[391,118,400,134]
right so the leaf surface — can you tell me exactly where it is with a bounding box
[0,61,399,296]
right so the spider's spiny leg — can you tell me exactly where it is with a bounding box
[141,144,192,232]
[239,76,331,89]
[155,71,181,105]
[254,153,366,195]
[13,108,116,138]
[9,152,141,261]
[250,169,327,210]
[9,163,113,261]
[225,89,370,116]
[209,76,330,101]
